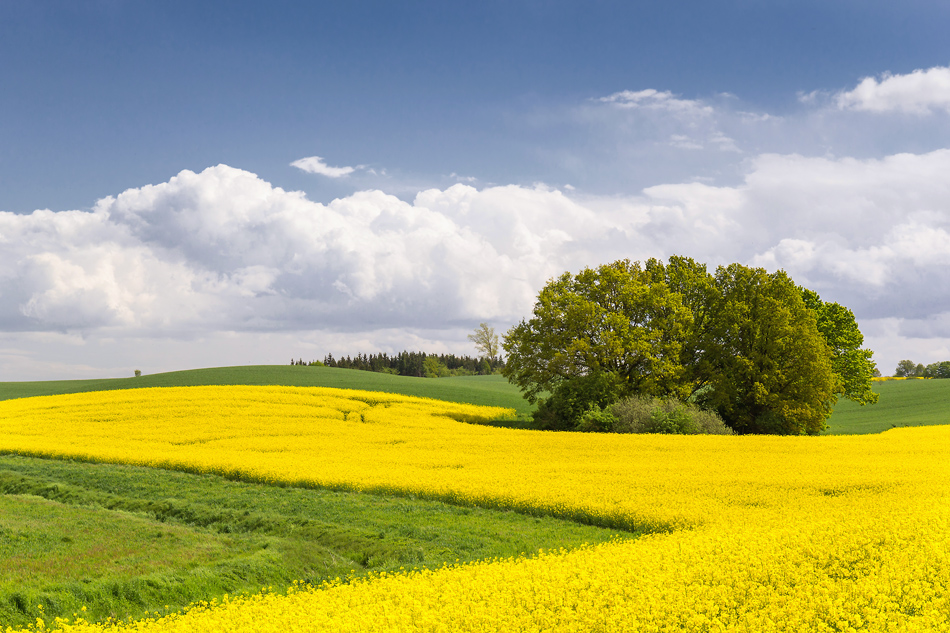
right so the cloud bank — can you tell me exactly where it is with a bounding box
[3,151,950,377]
[836,65,950,114]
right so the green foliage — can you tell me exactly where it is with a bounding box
[506,257,851,435]
[894,359,918,377]
[0,454,625,628]
[607,395,734,435]
[504,259,694,405]
[531,372,622,431]
[648,406,693,434]
[554,394,733,435]
[322,351,503,377]
[643,255,719,397]
[423,356,451,378]
[575,405,619,433]
[801,288,878,405]
[698,265,837,435]
[894,359,950,379]
[926,361,950,379]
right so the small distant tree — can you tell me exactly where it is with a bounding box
[468,323,500,363]
[423,356,450,378]
[894,360,917,377]
[893,360,950,378]
[924,361,950,379]
[134,369,141,377]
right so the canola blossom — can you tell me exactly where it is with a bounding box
[1,385,949,632]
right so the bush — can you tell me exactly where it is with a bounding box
[531,372,622,431]
[607,395,733,435]
[423,357,450,378]
[575,405,619,433]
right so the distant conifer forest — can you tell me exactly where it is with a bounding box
[291,351,504,378]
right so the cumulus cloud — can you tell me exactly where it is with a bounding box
[836,65,950,114]
[5,149,950,376]
[0,166,617,337]
[290,155,356,177]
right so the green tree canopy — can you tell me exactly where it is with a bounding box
[696,264,837,435]
[502,259,693,405]
[925,361,950,379]
[894,359,950,378]
[894,359,918,377]
[800,289,878,405]
[504,257,872,435]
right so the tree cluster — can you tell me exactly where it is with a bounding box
[291,358,323,366]
[894,359,950,379]
[320,351,503,378]
[503,257,878,435]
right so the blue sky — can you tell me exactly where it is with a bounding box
[2,1,950,379]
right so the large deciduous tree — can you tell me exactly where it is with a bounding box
[503,259,693,405]
[504,257,870,435]
[696,265,837,435]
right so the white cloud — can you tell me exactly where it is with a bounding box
[836,66,950,114]
[708,132,740,152]
[290,155,356,177]
[598,89,713,117]
[0,166,618,339]
[669,134,704,150]
[5,148,950,377]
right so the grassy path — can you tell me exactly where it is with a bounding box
[0,454,622,628]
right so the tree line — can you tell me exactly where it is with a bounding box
[503,256,878,436]
[894,360,950,379]
[299,351,504,378]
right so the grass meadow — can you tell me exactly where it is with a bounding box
[0,454,619,628]
[0,366,533,417]
[823,377,950,434]
[0,367,948,630]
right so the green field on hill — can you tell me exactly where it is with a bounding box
[0,365,534,417]
[824,378,950,435]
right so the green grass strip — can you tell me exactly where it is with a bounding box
[0,454,625,628]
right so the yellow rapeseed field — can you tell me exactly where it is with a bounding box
[2,385,948,632]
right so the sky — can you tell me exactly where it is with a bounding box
[2,0,950,380]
